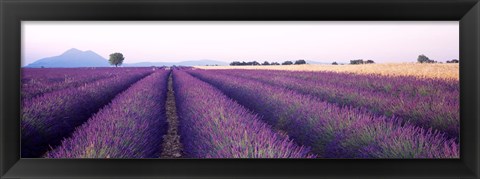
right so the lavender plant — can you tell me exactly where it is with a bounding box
[21,69,152,157]
[21,67,156,100]
[188,69,459,158]
[45,71,169,158]
[174,70,314,158]
[213,69,459,139]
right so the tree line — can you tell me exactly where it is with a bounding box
[107,52,459,68]
[417,54,459,64]
[336,54,459,65]
[230,59,307,66]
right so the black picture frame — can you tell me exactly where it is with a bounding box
[1,0,479,178]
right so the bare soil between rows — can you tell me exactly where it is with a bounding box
[160,72,183,158]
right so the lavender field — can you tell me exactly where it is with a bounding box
[21,67,460,159]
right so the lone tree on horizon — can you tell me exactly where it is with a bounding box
[109,53,125,67]
[417,54,436,63]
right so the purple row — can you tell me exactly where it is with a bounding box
[21,69,152,157]
[188,70,459,158]
[213,69,459,138]
[45,71,169,158]
[173,70,314,158]
[21,67,156,100]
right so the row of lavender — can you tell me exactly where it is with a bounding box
[41,69,312,158]
[173,70,314,158]
[21,68,154,157]
[21,67,459,158]
[26,67,316,158]
[46,70,169,158]
[211,69,459,139]
[187,69,459,158]
[22,67,158,100]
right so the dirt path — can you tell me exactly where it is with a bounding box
[160,72,183,158]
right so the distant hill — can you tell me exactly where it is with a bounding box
[25,48,229,68]
[25,49,335,68]
[25,48,110,68]
[124,60,228,67]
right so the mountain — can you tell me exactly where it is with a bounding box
[25,48,110,68]
[123,60,228,67]
[26,48,228,67]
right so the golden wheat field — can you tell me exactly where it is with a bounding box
[195,63,459,80]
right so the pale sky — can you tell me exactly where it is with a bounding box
[22,21,459,65]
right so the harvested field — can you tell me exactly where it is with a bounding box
[195,63,459,80]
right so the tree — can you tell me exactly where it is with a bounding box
[350,59,364,65]
[366,60,375,64]
[332,62,338,65]
[282,61,293,65]
[262,61,270,65]
[417,54,435,63]
[230,61,241,66]
[271,62,280,65]
[230,61,263,66]
[446,59,459,63]
[109,53,125,67]
[294,59,307,65]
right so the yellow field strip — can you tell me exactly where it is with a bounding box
[195,63,459,80]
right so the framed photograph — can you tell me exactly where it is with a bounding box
[1,0,479,178]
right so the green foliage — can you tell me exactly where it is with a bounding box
[294,59,307,65]
[230,61,261,66]
[350,59,364,65]
[109,53,125,67]
[417,54,436,63]
[350,59,374,65]
[446,59,459,63]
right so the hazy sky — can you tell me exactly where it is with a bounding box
[22,21,459,65]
